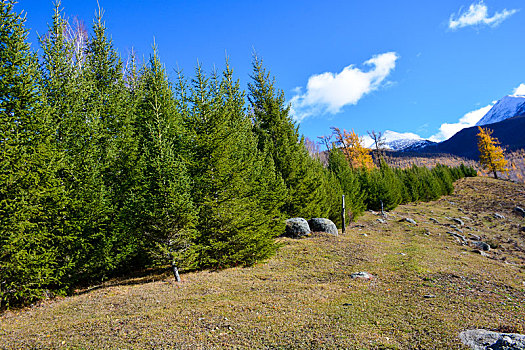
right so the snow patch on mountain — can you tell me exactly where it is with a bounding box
[476,95,525,126]
[363,130,432,151]
[387,139,436,152]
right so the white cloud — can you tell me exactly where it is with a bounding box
[512,83,525,96]
[290,52,399,122]
[449,2,518,30]
[429,104,493,142]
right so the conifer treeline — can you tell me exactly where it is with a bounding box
[0,1,475,306]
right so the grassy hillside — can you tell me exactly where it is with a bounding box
[1,177,524,349]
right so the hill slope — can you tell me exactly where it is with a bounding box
[421,114,525,160]
[1,177,524,349]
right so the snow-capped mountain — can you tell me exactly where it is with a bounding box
[476,95,525,126]
[363,130,435,152]
[358,93,525,155]
[386,139,436,152]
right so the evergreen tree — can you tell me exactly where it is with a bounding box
[67,7,135,278]
[477,126,508,179]
[248,55,324,218]
[432,164,454,196]
[0,0,70,306]
[183,62,282,269]
[417,166,442,201]
[327,148,365,220]
[129,47,196,266]
[399,165,422,203]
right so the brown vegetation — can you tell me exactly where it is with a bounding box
[381,149,525,184]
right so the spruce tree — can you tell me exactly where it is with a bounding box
[0,0,71,306]
[183,62,282,269]
[327,148,365,220]
[129,47,196,266]
[248,55,324,218]
[69,7,135,278]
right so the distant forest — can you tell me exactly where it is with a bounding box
[0,1,476,306]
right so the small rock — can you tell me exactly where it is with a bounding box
[473,249,490,257]
[423,294,436,298]
[360,233,368,237]
[350,272,374,280]
[342,303,352,306]
[377,218,386,224]
[453,218,465,226]
[284,218,311,238]
[429,218,439,224]
[472,241,490,251]
[423,230,431,236]
[513,206,525,217]
[455,228,464,234]
[400,218,417,225]
[449,232,467,242]
[398,253,406,256]
[459,329,525,350]
[468,233,481,240]
[494,213,505,220]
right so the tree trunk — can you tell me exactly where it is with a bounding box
[493,170,498,179]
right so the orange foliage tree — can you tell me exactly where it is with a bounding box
[331,127,375,170]
[477,126,508,179]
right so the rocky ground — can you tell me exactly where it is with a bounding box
[0,176,524,349]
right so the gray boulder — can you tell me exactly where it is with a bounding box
[514,207,525,217]
[350,272,374,280]
[400,218,417,225]
[284,218,311,238]
[472,241,490,251]
[308,218,338,235]
[459,329,525,350]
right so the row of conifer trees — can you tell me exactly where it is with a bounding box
[0,1,475,306]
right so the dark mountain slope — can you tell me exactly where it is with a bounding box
[421,114,525,160]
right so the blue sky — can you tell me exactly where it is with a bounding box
[17,0,525,144]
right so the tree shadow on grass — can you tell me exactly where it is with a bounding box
[73,266,175,296]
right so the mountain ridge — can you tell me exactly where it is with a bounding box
[382,94,525,155]
[476,95,525,126]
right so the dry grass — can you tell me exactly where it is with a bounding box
[1,177,524,349]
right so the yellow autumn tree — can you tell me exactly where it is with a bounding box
[331,127,375,170]
[477,126,508,179]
